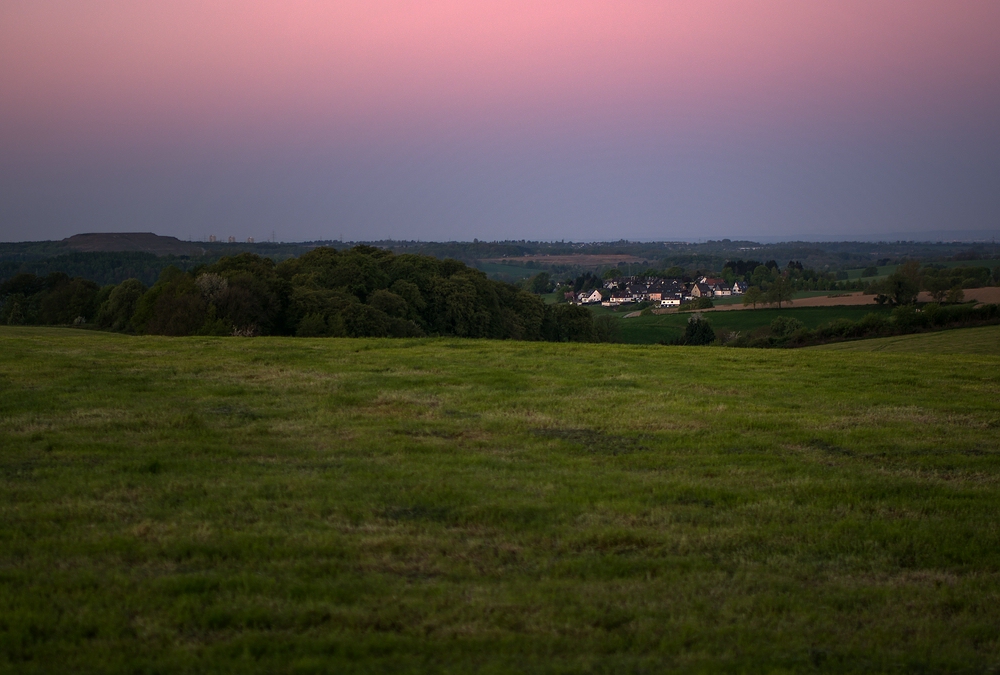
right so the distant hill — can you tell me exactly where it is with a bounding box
[64,233,207,257]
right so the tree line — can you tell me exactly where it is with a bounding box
[723,302,1000,349]
[0,247,600,342]
[0,251,204,288]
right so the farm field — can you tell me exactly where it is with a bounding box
[617,305,894,344]
[472,261,541,281]
[812,324,1000,354]
[709,288,1000,312]
[710,290,836,306]
[2,328,1000,673]
[844,259,1000,280]
[478,254,650,266]
[710,291,880,309]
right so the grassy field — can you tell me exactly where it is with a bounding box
[843,259,1000,280]
[2,328,1000,673]
[473,261,541,281]
[617,305,893,344]
[812,324,1000,354]
[843,265,895,280]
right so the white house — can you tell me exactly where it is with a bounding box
[578,289,603,304]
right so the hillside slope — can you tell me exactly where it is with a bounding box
[812,324,1000,354]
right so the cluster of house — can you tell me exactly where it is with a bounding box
[568,276,748,308]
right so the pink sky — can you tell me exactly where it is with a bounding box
[2,1,999,240]
[5,1,998,143]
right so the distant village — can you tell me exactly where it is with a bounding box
[566,276,747,308]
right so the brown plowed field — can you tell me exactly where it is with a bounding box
[479,255,650,265]
[706,287,1000,312]
[920,287,1000,304]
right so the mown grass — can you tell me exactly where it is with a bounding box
[617,305,893,344]
[812,324,1000,354]
[2,327,1000,673]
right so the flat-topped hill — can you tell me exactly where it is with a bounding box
[63,232,206,256]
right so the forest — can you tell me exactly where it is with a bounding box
[0,246,596,341]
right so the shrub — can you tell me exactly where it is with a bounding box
[857,313,889,335]
[593,315,623,343]
[815,318,859,340]
[680,314,715,345]
[784,327,814,347]
[922,303,941,325]
[891,305,928,331]
[770,316,805,338]
[679,297,714,312]
[3,295,26,325]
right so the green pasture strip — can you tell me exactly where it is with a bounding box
[473,261,540,280]
[2,327,1000,673]
[844,259,1000,280]
[618,305,893,344]
[844,264,897,280]
[711,291,836,307]
[811,324,1000,354]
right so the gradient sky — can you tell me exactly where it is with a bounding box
[2,1,1000,243]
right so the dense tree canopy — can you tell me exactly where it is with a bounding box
[0,247,597,342]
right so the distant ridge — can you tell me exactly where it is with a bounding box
[64,232,206,256]
[743,229,1000,244]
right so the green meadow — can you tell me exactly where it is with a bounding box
[2,327,1000,673]
[473,261,541,281]
[617,305,894,344]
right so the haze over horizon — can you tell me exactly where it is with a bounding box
[3,1,1000,244]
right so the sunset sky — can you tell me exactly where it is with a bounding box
[2,1,999,242]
